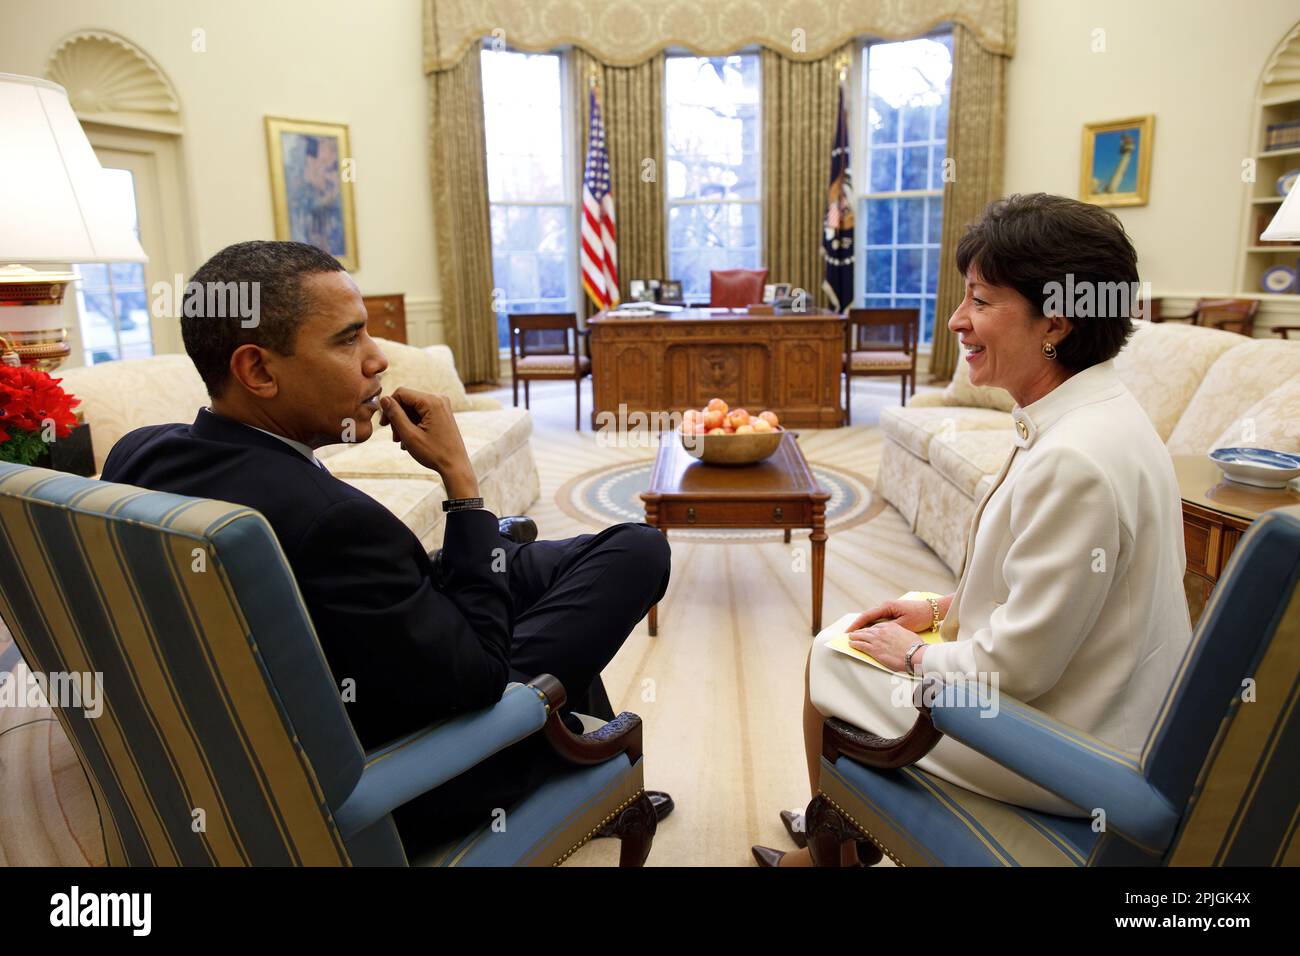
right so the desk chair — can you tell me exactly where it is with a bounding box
[843,307,918,423]
[803,502,1300,866]
[709,269,768,308]
[0,462,656,866]
[509,313,590,431]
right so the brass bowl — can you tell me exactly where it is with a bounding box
[680,427,784,465]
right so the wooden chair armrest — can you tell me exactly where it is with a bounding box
[528,673,644,765]
[821,710,942,770]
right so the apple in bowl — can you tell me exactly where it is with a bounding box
[679,400,783,464]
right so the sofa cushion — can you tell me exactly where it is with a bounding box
[1167,338,1300,456]
[1208,377,1300,453]
[322,407,533,480]
[880,405,1013,462]
[1112,321,1243,442]
[942,352,1015,412]
[928,430,1017,499]
[54,355,210,471]
[374,338,472,411]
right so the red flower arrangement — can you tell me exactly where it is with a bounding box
[0,365,81,466]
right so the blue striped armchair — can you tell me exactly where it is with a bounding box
[0,462,655,866]
[805,503,1300,866]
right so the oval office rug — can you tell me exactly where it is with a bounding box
[555,457,884,542]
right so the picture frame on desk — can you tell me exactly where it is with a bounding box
[659,279,683,304]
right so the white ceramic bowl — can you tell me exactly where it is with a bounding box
[1209,447,1300,489]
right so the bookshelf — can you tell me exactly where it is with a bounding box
[1239,23,1300,299]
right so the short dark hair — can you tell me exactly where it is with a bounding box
[180,240,344,397]
[955,193,1139,372]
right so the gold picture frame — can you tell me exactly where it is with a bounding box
[1080,115,1154,208]
[264,116,358,269]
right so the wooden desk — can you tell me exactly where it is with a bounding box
[1175,454,1300,626]
[640,432,830,636]
[587,307,844,429]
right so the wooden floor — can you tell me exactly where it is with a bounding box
[0,377,955,867]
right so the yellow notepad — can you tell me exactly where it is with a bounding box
[826,591,945,679]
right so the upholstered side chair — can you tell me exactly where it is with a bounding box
[804,502,1300,866]
[0,462,656,866]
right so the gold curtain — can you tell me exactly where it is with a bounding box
[571,48,666,318]
[423,0,1017,71]
[761,43,853,309]
[428,41,498,384]
[929,24,1008,382]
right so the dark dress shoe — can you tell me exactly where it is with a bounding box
[497,515,537,544]
[780,809,808,849]
[752,845,786,867]
[596,790,674,837]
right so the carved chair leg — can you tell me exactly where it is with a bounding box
[613,791,657,867]
[805,794,881,867]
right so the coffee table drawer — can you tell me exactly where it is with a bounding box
[658,500,812,527]
[1183,512,1221,578]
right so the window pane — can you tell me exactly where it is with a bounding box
[900,146,929,191]
[666,54,761,295]
[74,168,152,365]
[896,250,923,294]
[866,198,894,246]
[859,34,952,343]
[897,198,925,245]
[901,105,932,144]
[481,48,576,346]
[869,147,897,192]
[866,249,893,294]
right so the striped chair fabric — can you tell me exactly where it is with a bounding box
[0,462,644,866]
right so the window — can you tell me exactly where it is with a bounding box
[74,167,152,365]
[665,54,761,300]
[481,48,577,347]
[858,34,952,344]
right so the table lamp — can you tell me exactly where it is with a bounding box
[0,72,147,369]
[1261,176,1300,242]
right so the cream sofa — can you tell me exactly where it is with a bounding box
[878,321,1300,573]
[55,338,541,551]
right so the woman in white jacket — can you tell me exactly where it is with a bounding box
[756,193,1193,867]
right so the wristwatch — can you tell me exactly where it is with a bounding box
[904,640,926,677]
[442,496,485,513]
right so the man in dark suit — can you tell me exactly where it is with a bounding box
[101,240,672,850]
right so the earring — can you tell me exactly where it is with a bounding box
[1042,340,1057,360]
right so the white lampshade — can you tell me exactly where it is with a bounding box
[1261,178,1300,242]
[0,72,147,263]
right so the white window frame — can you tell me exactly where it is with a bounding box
[480,46,581,358]
[663,51,763,300]
[852,30,952,351]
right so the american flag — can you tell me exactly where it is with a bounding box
[580,85,620,310]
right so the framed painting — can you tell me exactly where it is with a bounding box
[265,116,358,269]
[1080,115,1154,207]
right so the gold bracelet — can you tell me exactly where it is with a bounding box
[926,597,941,633]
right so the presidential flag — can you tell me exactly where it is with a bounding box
[822,76,854,313]
[581,84,620,310]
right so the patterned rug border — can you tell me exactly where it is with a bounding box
[553,455,886,542]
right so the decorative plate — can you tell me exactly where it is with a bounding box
[1261,265,1296,294]
[1209,447,1300,489]
[1277,169,1300,197]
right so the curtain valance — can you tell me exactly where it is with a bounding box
[423,0,1015,73]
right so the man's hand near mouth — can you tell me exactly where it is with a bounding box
[380,387,480,500]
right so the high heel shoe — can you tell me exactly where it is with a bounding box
[751,845,786,867]
[780,810,808,849]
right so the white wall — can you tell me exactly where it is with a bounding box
[1005,0,1298,306]
[0,0,442,348]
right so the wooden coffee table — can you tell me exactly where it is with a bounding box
[640,432,830,636]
